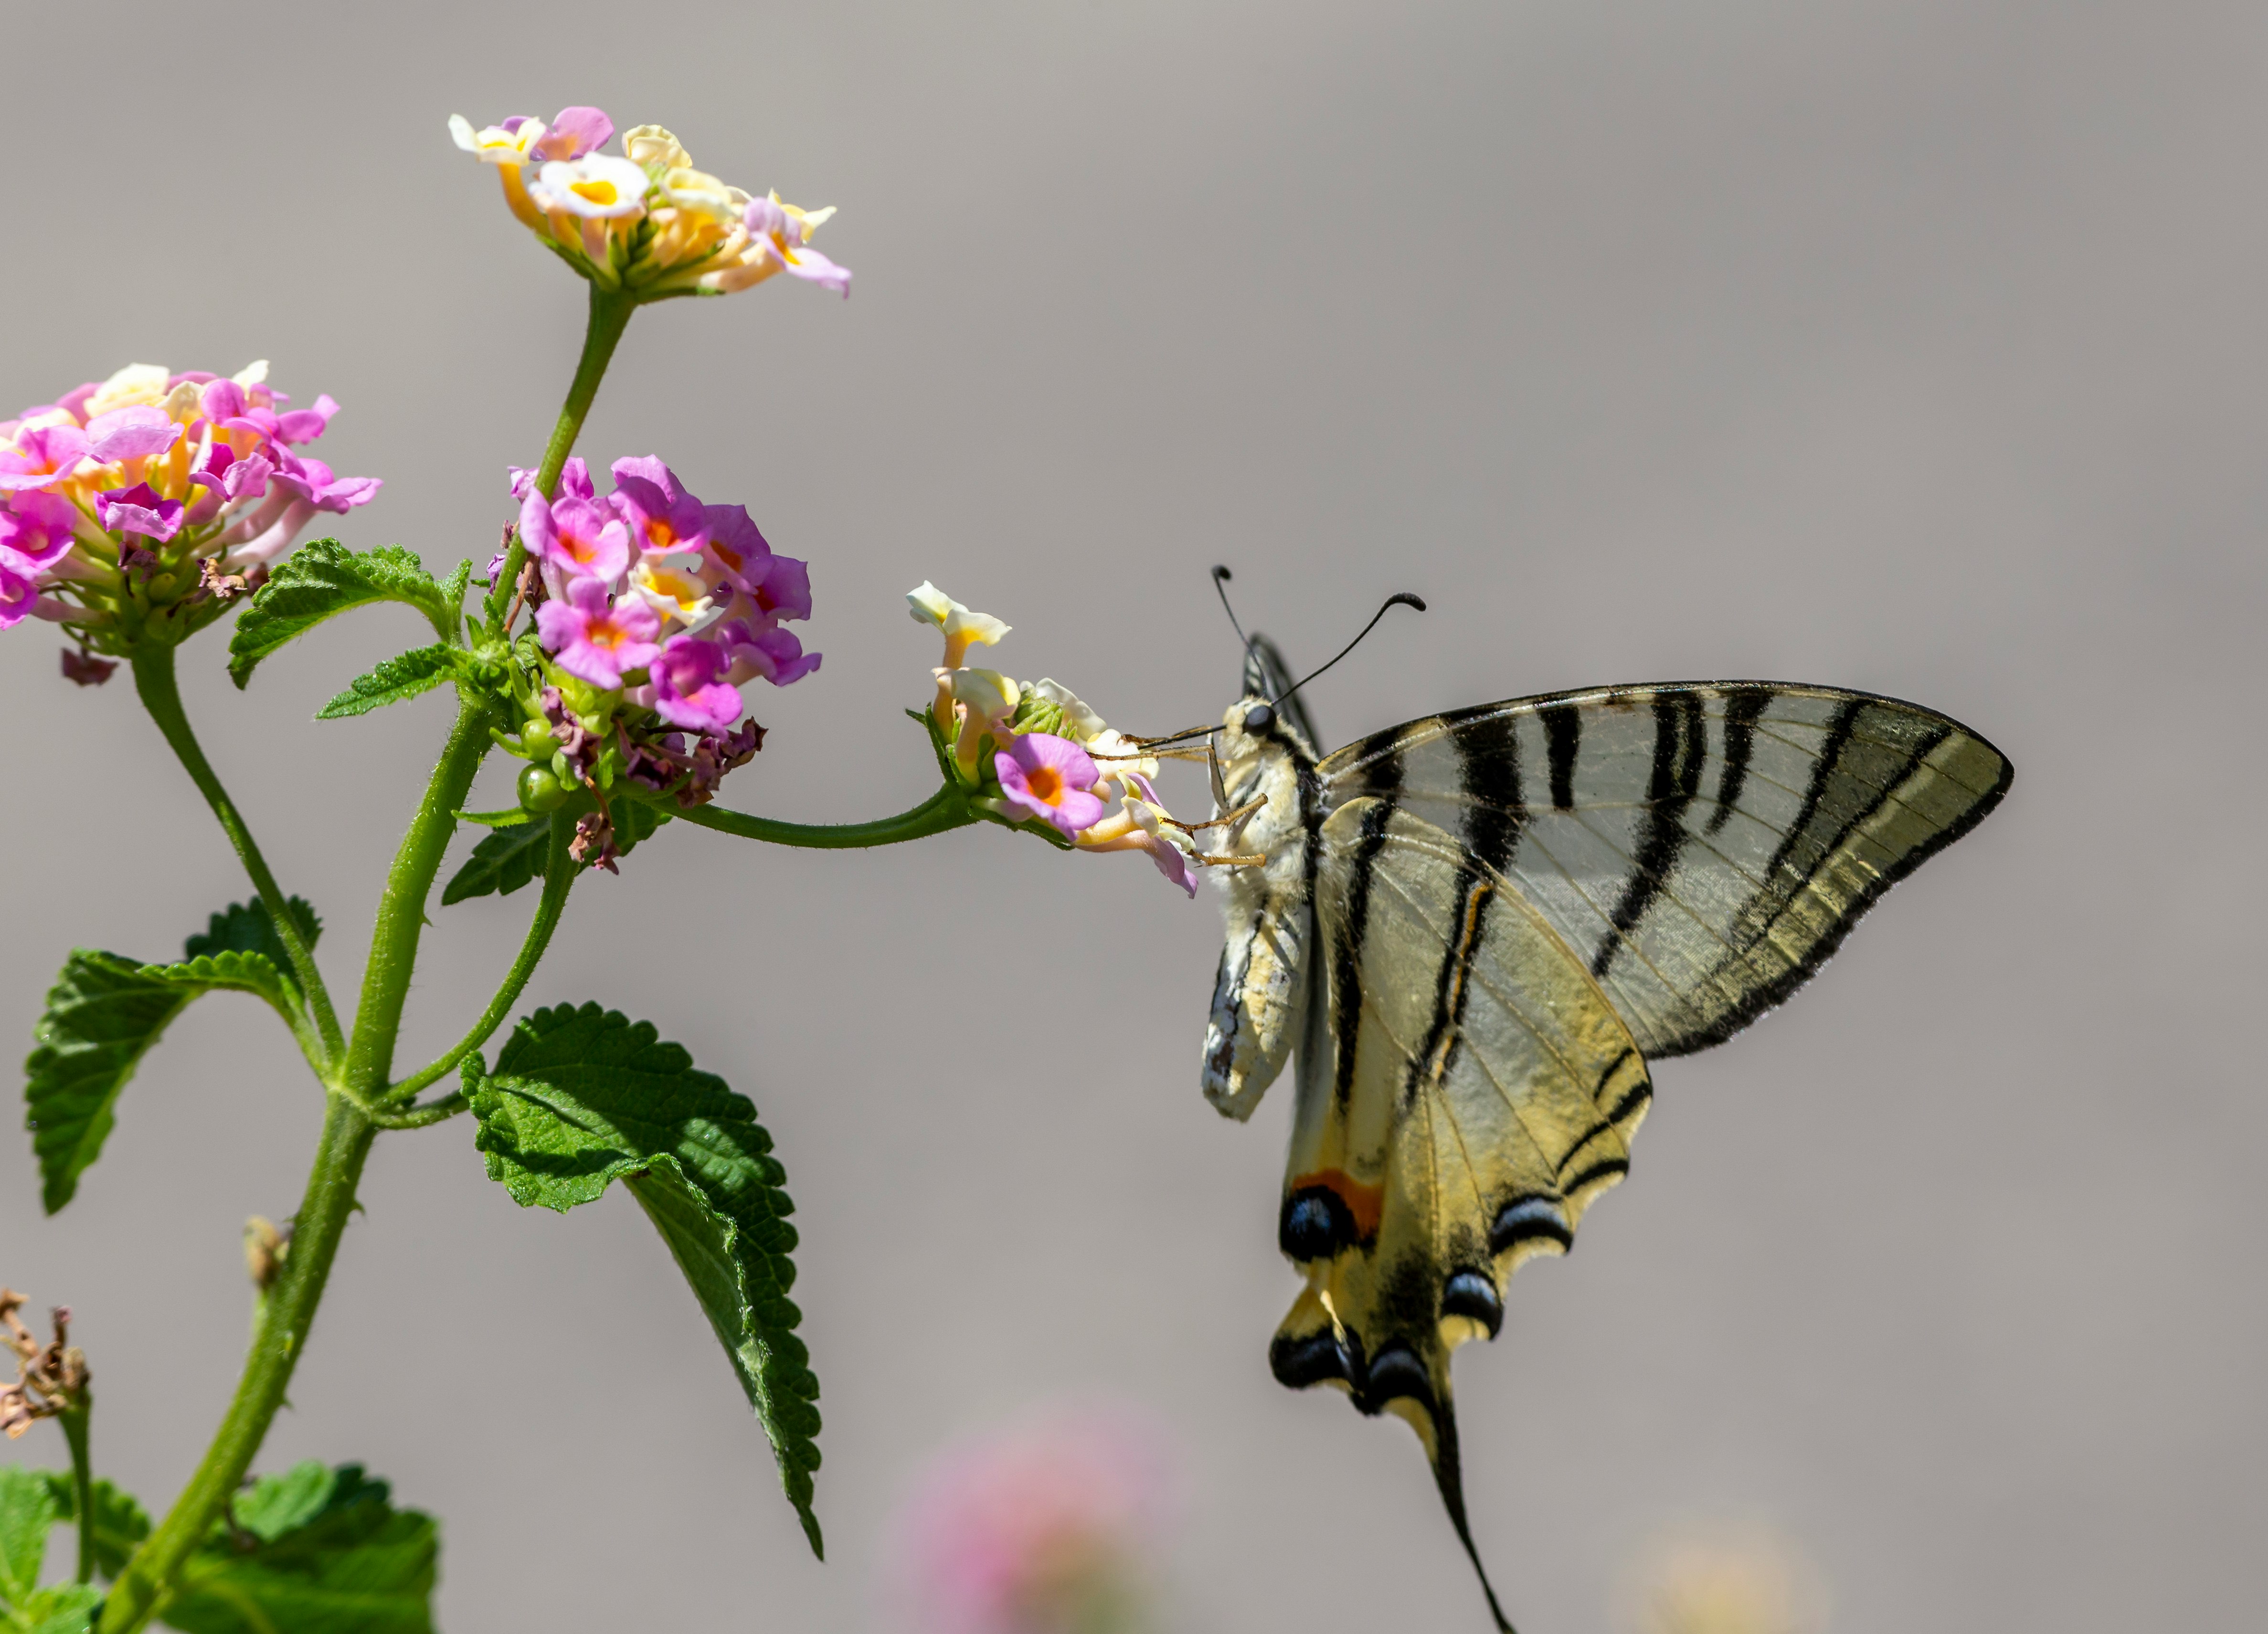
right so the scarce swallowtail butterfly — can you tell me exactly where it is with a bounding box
[1195,587,2011,1632]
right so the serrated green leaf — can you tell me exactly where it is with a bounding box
[470,1003,821,1553]
[227,541,452,689]
[316,646,461,721]
[19,1581,101,1634]
[438,817,550,906]
[184,898,322,968]
[25,953,203,1215]
[27,900,321,1213]
[0,1465,57,1610]
[439,559,473,642]
[163,1463,435,1634]
[41,1474,150,1583]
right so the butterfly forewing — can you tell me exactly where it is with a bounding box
[1315,682,2012,1058]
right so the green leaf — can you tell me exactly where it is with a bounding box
[17,1582,100,1634]
[470,1004,821,1553]
[450,807,531,828]
[41,1475,150,1582]
[163,1463,435,1634]
[227,541,454,689]
[315,646,461,721]
[438,817,550,906]
[26,900,323,1213]
[439,559,474,643]
[25,953,203,1215]
[184,897,323,967]
[0,1465,57,1611]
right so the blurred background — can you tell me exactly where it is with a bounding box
[2,1,2263,1629]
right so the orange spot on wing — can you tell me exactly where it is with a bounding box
[1291,1168,1385,1243]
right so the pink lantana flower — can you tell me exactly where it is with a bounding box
[893,1404,1172,1634]
[994,732,1109,837]
[523,489,632,584]
[647,633,744,732]
[0,424,93,493]
[613,455,710,557]
[94,483,184,543]
[535,575,661,689]
[717,619,821,687]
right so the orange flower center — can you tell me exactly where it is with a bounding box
[1025,765,1063,804]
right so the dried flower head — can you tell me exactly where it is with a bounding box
[0,1287,89,1438]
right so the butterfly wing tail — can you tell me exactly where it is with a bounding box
[1402,1392,1517,1634]
[1270,1284,1517,1633]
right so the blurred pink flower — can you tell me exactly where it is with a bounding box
[895,1404,1173,1634]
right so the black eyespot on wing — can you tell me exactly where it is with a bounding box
[1271,1328,1360,1390]
[1362,1343,1438,1415]
[1243,703,1275,735]
[1280,1186,1357,1261]
[1489,1195,1571,1256]
[1441,1270,1504,1338]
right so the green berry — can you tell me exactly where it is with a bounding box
[518,764,567,812]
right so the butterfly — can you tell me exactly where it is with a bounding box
[1193,598,2012,1632]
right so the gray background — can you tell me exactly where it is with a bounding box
[2,1,2262,1629]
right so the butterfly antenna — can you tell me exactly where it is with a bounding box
[1270,592,1426,710]
[1211,564,1251,650]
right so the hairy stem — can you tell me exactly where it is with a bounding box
[490,287,637,633]
[383,812,577,1107]
[131,645,343,1067]
[341,698,494,1099]
[98,692,495,1634]
[58,1404,93,1584]
[94,1095,372,1634]
[676,783,979,849]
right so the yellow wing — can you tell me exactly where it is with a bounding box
[1272,798,1651,1634]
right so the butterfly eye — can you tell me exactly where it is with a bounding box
[1242,703,1274,735]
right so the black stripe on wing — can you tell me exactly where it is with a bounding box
[1706,689,1772,835]
[1400,708,1530,1112]
[1591,691,1705,980]
[1650,707,2007,1057]
[1331,762,1401,1112]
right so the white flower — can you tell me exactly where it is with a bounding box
[527,155,653,220]
[449,114,544,165]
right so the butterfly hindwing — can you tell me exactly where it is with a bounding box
[1272,798,1652,1633]
[1318,682,2013,1059]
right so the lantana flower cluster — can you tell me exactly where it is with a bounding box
[894,1405,1172,1634]
[496,456,818,864]
[450,106,850,300]
[911,583,1202,896]
[0,361,377,679]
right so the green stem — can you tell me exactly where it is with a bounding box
[340,698,494,1100]
[491,288,636,632]
[675,784,978,849]
[94,1096,373,1634]
[383,812,576,1106]
[99,693,494,1634]
[366,1093,468,1131]
[131,645,344,1067]
[58,1404,93,1585]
